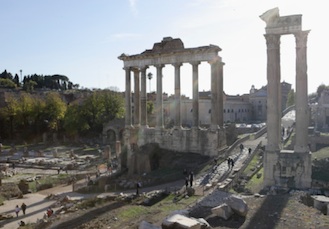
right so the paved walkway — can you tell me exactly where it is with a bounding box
[0,133,267,229]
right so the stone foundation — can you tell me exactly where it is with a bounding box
[133,127,226,157]
[263,150,312,189]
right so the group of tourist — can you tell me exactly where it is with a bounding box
[14,203,27,218]
[227,157,235,170]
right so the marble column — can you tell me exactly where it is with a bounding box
[133,68,140,127]
[191,62,200,128]
[217,60,224,127]
[155,64,164,129]
[265,34,281,152]
[294,30,310,153]
[173,63,182,129]
[210,59,219,129]
[124,67,132,127]
[140,67,148,126]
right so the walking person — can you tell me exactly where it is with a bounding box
[189,171,194,187]
[15,205,20,217]
[21,203,27,215]
[227,157,231,169]
[185,176,189,189]
[231,159,235,169]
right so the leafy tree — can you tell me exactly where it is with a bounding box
[63,90,124,136]
[286,89,295,107]
[43,92,67,132]
[63,103,89,137]
[0,95,19,138]
[23,80,37,92]
[0,78,16,88]
[147,101,154,114]
[316,84,329,101]
[14,74,20,87]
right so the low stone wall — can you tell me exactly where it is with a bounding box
[135,127,227,157]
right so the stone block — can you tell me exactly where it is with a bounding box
[211,203,233,220]
[162,214,202,229]
[224,195,248,217]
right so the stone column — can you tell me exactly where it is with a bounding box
[155,64,164,129]
[294,30,310,153]
[124,67,132,127]
[265,34,281,152]
[218,60,224,127]
[173,63,182,129]
[133,68,140,127]
[140,67,148,127]
[191,62,200,128]
[210,59,219,129]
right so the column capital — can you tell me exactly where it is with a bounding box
[190,61,200,66]
[154,64,164,69]
[208,56,221,65]
[294,30,310,48]
[172,63,182,68]
[264,33,280,50]
[140,66,149,72]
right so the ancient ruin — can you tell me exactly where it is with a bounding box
[260,8,312,188]
[118,37,227,174]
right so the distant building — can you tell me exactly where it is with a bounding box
[249,81,291,122]
[314,89,329,131]
[162,81,291,126]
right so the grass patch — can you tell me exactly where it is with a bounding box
[245,168,264,193]
[312,146,329,161]
[29,174,71,192]
[241,153,262,178]
[113,193,198,227]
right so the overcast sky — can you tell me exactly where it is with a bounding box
[1,0,327,97]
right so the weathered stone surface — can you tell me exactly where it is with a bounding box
[224,195,248,217]
[139,220,161,229]
[211,203,233,220]
[162,214,202,229]
[192,218,210,228]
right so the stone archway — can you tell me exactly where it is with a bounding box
[260,8,312,189]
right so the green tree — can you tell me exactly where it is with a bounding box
[63,103,89,137]
[316,84,329,101]
[43,92,67,132]
[0,95,19,138]
[0,78,16,88]
[286,89,295,107]
[147,101,154,114]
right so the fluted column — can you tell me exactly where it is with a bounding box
[133,68,140,127]
[294,30,310,153]
[155,64,164,129]
[265,34,281,152]
[140,66,148,126]
[210,59,219,129]
[191,62,200,128]
[124,67,132,127]
[173,63,182,129]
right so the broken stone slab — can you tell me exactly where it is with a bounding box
[139,220,161,229]
[224,195,248,217]
[211,203,233,220]
[162,214,203,229]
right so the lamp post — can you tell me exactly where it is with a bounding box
[147,72,153,92]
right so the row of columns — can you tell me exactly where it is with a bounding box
[124,60,224,130]
[265,30,310,153]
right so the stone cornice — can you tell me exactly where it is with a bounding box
[118,44,222,68]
